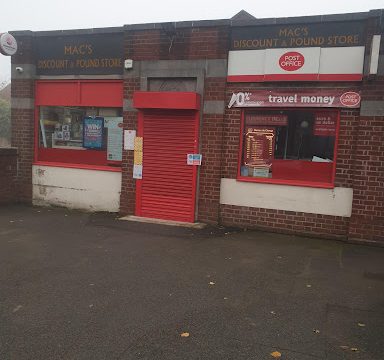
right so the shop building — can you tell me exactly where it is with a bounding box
[10,9,384,244]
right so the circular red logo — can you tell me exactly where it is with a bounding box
[340,92,360,107]
[279,52,305,71]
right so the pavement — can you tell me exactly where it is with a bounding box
[0,205,383,360]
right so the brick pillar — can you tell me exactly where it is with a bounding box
[198,77,227,224]
[10,31,35,203]
[348,111,384,244]
[119,75,140,215]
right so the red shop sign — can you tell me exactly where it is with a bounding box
[279,51,305,72]
[228,90,361,108]
[246,114,288,126]
[313,112,337,136]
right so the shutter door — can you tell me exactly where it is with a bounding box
[138,109,198,222]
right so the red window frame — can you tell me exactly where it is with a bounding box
[237,108,340,188]
[34,80,123,172]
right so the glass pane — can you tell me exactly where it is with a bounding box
[241,110,337,183]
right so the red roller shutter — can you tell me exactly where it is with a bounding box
[136,109,199,223]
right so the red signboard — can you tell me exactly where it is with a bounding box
[246,114,288,126]
[228,90,361,108]
[279,52,305,71]
[244,127,275,167]
[313,112,337,136]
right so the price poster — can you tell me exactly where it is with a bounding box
[244,127,275,167]
[83,117,104,149]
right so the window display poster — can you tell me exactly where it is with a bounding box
[244,127,275,167]
[83,117,104,149]
[104,117,123,161]
[313,112,337,136]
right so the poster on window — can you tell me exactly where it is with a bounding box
[83,117,104,149]
[313,112,337,136]
[244,127,275,167]
[104,117,123,161]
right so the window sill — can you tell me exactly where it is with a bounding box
[236,176,334,189]
[33,161,122,172]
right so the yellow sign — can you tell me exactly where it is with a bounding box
[134,150,143,165]
[134,137,143,152]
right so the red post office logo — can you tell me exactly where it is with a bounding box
[340,92,361,107]
[279,52,305,72]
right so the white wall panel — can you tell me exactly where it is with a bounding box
[220,178,353,217]
[32,165,121,212]
[228,50,265,76]
[319,46,365,74]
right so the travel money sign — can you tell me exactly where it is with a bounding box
[35,33,123,75]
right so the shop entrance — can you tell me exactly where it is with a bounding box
[133,92,200,223]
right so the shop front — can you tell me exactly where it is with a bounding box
[220,13,383,242]
[10,9,383,243]
[30,31,124,211]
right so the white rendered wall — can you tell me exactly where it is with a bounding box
[32,165,121,212]
[220,178,353,217]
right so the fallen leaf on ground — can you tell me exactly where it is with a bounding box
[350,348,359,352]
[180,332,190,337]
[357,323,366,327]
[209,282,215,285]
[12,305,23,313]
[224,297,228,300]
[306,284,312,288]
[270,351,281,358]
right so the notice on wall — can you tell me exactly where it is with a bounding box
[124,130,136,150]
[133,164,143,179]
[104,117,123,161]
[187,154,202,165]
[133,136,143,178]
[244,127,275,167]
[83,117,104,149]
[313,112,337,136]
[134,137,143,152]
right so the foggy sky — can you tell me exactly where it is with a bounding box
[1,0,384,83]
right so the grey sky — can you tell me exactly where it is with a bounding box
[1,0,384,83]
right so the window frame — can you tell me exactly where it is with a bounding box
[236,108,340,188]
[34,80,123,172]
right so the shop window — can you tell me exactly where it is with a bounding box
[37,106,123,166]
[238,109,338,187]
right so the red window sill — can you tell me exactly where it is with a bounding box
[236,176,335,189]
[33,161,122,172]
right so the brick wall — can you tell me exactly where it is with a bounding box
[347,75,384,243]
[120,25,229,219]
[0,148,18,204]
[11,33,35,204]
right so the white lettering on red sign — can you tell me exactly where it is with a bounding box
[279,51,305,71]
[340,92,361,107]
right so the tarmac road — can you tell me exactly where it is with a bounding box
[0,205,383,359]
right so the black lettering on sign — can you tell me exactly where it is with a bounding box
[36,33,123,75]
